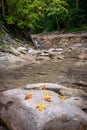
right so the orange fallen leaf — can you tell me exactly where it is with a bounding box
[40,85,46,90]
[36,103,47,111]
[44,97,51,102]
[43,92,51,102]
[59,95,66,100]
[25,94,33,100]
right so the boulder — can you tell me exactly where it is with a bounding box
[0,89,87,130]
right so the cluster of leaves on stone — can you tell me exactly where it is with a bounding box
[25,85,66,111]
[0,0,87,33]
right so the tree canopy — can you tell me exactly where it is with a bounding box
[0,0,87,33]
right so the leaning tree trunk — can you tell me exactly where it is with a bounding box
[55,14,60,31]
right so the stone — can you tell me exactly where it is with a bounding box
[49,48,55,52]
[0,89,87,130]
[73,81,87,87]
[49,48,63,54]
[78,53,87,60]
[42,50,49,53]
[36,56,50,61]
[48,48,64,58]
[64,42,68,46]
[25,83,63,92]
[69,47,76,51]
[17,47,28,52]
[49,53,65,59]
[40,52,49,56]
[60,87,87,97]
[55,48,63,52]
[28,48,41,56]
[11,47,20,56]
[36,50,42,55]
[0,57,8,62]
[57,54,65,59]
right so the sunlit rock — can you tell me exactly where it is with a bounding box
[0,89,87,130]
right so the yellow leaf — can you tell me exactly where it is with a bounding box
[36,103,47,111]
[44,92,51,97]
[59,95,66,100]
[25,94,33,100]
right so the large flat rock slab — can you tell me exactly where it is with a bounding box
[0,89,87,130]
[25,83,63,92]
[25,83,87,97]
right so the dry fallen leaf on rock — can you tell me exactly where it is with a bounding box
[43,92,51,102]
[44,96,51,102]
[59,95,66,100]
[39,85,46,90]
[25,94,33,100]
[36,103,47,111]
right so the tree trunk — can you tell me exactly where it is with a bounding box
[43,15,47,33]
[76,0,79,9]
[55,15,60,31]
[1,0,8,17]
[1,0,5,16]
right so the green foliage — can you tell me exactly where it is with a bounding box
[0,0,87,33]
[0,42,12,51]
[66,8,86,30]
[69,25,87,33]
[0,42,4,47]
[5,45,12,51]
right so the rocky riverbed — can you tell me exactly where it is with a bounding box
[0,32,87,92]
[0,32,87,130]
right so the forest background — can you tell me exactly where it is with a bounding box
[0,0,87,34]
